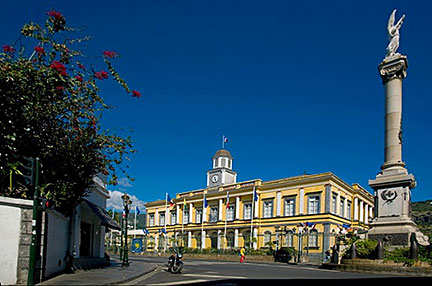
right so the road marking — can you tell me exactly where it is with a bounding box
[145,279,207,285]
[183,274,247,279]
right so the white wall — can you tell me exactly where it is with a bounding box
[44,210,70,278]
[0,200,23,285]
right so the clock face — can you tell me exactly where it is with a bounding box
[211,174,219,183]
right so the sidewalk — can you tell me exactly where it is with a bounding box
[37,257,158,285]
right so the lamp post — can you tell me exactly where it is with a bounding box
[121,193,132,267]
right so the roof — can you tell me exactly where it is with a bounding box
[212,149,233,160]
[83,199,121,230]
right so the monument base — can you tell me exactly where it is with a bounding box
[368,170,429,246]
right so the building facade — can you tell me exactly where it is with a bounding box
[145,149,373,262]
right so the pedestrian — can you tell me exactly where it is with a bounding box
[239,247,246,263]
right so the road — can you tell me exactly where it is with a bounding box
[123,256,398,285]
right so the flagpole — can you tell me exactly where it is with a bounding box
[201,195,205,250]
[224,192,228,250]
[134,209,137,238]
[250,187,255,249]
[165,193,168,253]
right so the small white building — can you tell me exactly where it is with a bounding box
[0,174,120,285]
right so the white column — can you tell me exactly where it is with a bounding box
[359,200,364,222]
[253,228,258,249]
[365,204,369,224]
[234,229,239,247]
[235,196,240,219]
[155,210,159,226]
[344,197,348,219]
[202,230,206,248]
[299,188,304,215]
[336,192,341,216]
[276,192,281,217]
[219,199,223,221]
[254,195,259,218]
[188,231,192,248]
[189,203,193,223]
[217,230,222,249]
[354,198,359,221]
[176,204,180,224]
[203,204,207,222]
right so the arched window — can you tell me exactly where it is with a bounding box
[285,230,294,247]
[243,230,251,248]
[308,229,318,247]
[226,231,235,248]
[264,231,272,247]
[210,232,218,249]
[195,232,202,249]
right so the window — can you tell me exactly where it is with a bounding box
[214,159,218,168]
[308,229,318,247]
[308,195,320,214]
[196,209,202,224]
[264,231,272,246]
[183,210,189,224]
[347,201,352,219]
[209,207,218,222]
[284,197,295,216]
[340,198,345,217]
[263,200,273,218]
[226,205,235,221]
[228,159,231,169]
[285,230,294,247]
[159,213,165,226]
[243,203,252,220]
[149,214,154,226]
[221,158,226,167]
[171,211,176,225]
[332,193,337,214]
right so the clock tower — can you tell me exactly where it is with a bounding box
[207,149,237,187]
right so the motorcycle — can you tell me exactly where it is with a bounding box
[167,252,183,274]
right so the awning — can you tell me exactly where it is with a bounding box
[83,199,121,230]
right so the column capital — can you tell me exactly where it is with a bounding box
[378,54,408,84]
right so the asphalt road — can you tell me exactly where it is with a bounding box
[123,256,400,285]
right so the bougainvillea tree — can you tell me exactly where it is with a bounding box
[0,10,140,215]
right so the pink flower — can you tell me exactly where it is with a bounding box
[34,46,45,56]
[132,90,141,98]
[56,86,65,91]
[50,61,68,76]
[46,10,64,21]
[77,62,86,70]
[103,51,118,58]
[94,70,108,80]
[74,75,83,82]
[2,45,15,54]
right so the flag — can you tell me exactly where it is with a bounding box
[298,222,306,227]
[166,193,174,207]
[306,222,316,229]
[161,228,167,234]
[253,188,258,202]
[143,228,149,235]
[183,198,188,212]
[223,135,228,143]
[226,192,230,209]
[203,195,208,208]
[135,206,141,215]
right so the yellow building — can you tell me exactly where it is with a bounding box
[145,149,374,262]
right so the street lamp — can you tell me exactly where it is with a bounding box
[121,193,132,267]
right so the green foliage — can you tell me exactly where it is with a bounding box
[355,239,378,259]
[0,10,138,215]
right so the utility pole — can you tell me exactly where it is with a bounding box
[27,157,40,285]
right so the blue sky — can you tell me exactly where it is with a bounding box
[1,1,431,207]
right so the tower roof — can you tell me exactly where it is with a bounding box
[212,149,233,160]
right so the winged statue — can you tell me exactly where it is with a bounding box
[386,9,405,58]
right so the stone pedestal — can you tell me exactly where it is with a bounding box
[368,54,429,246]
